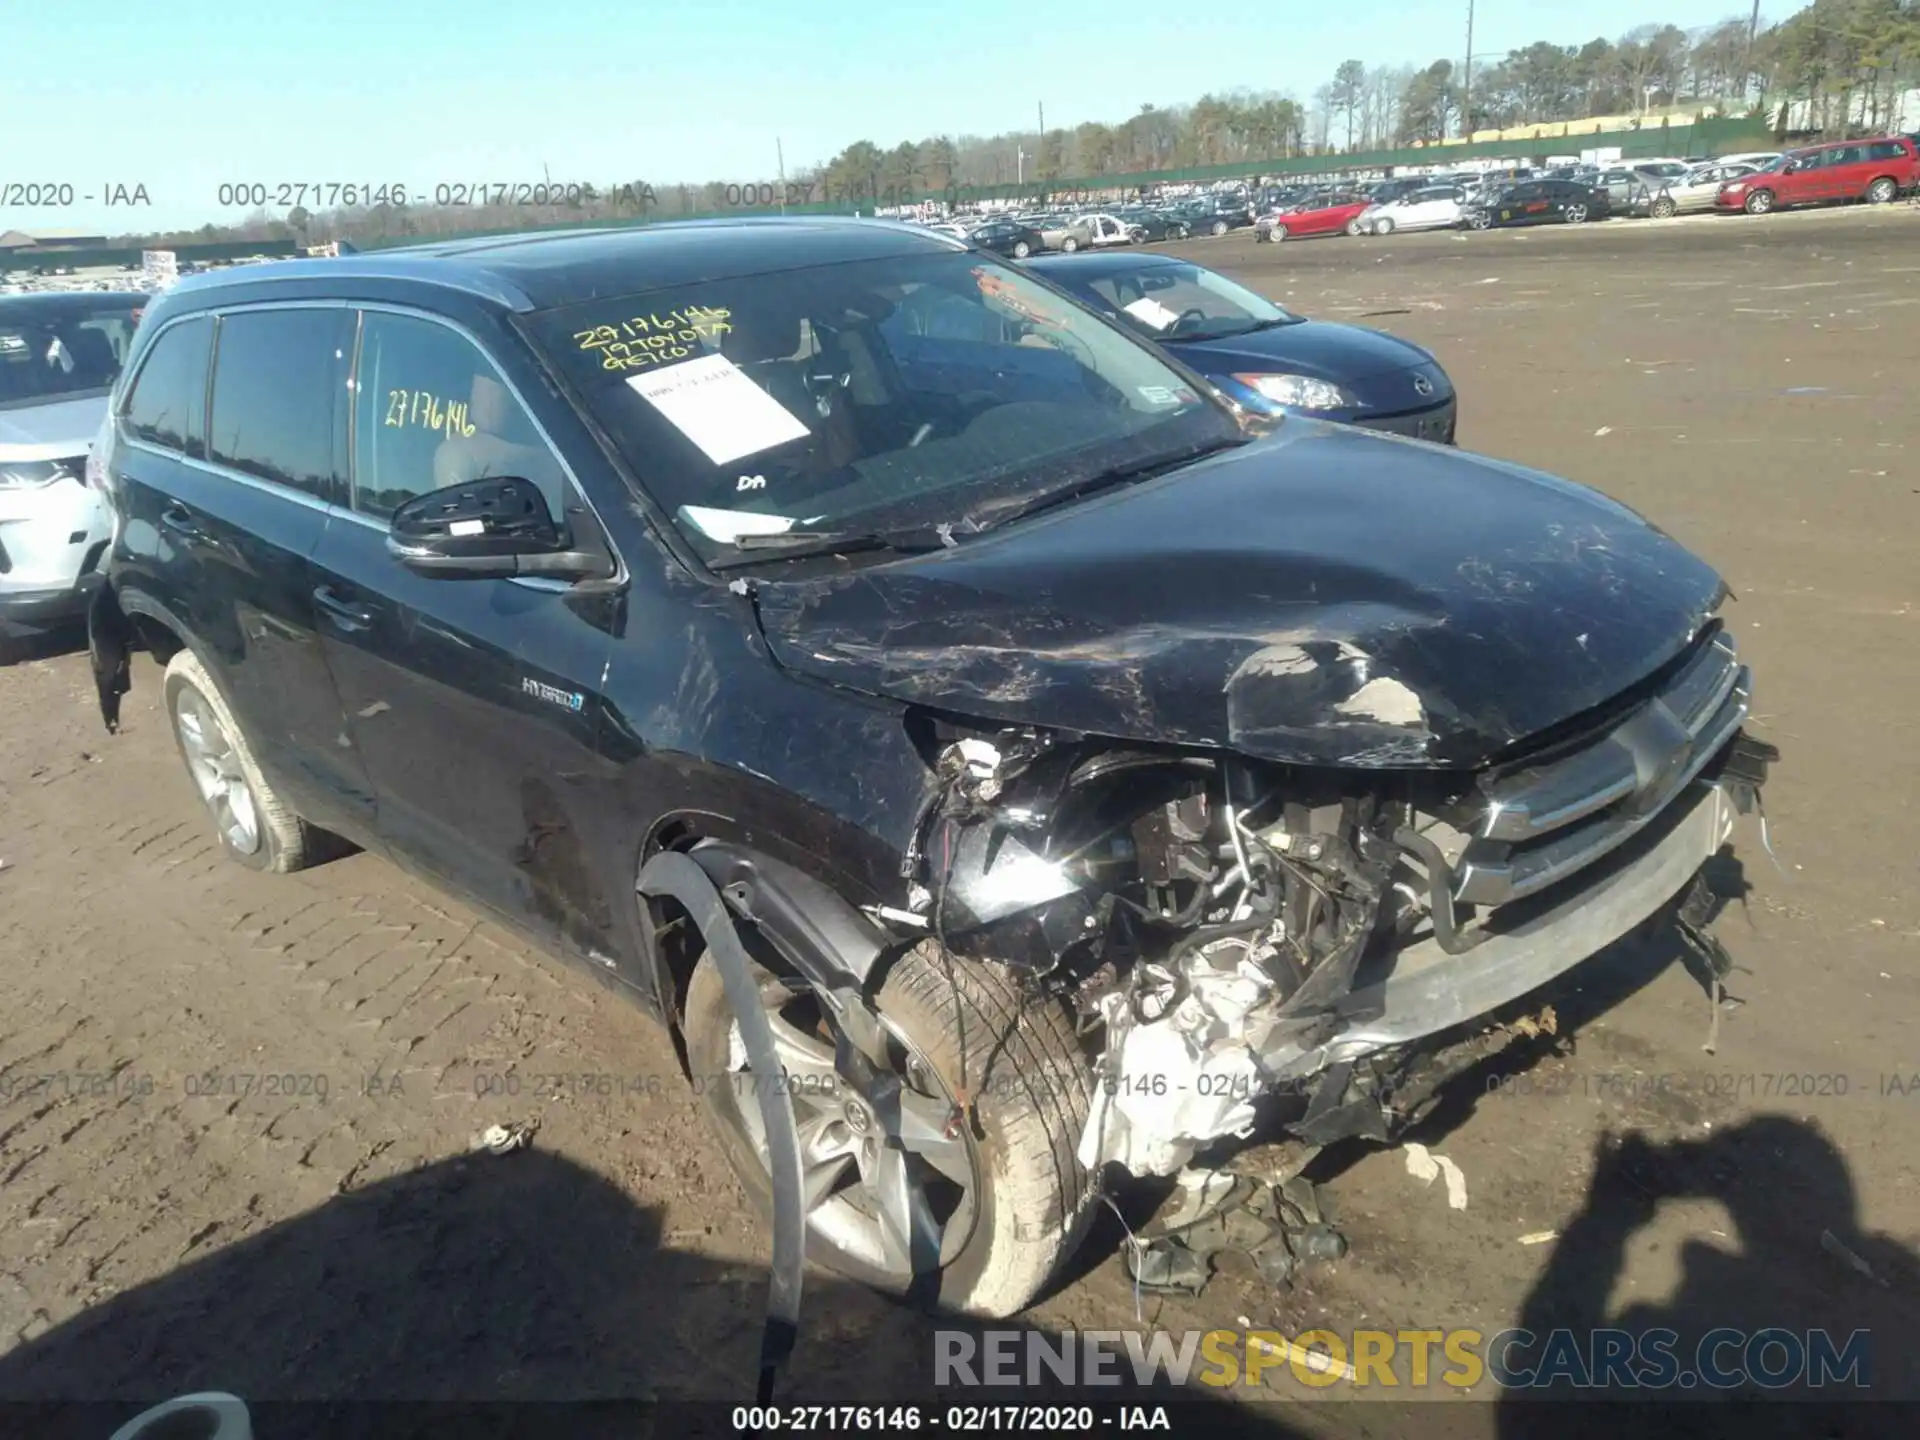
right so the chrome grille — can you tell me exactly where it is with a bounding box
[1454,630,1747,907]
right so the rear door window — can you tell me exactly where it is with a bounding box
[209,308,352,501]
[350,310,571,524]
[122,316,212,458]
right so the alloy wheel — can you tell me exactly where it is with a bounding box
[719,966,981,1282]
[173,686,261,855]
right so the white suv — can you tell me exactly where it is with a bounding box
[0,291,145,655]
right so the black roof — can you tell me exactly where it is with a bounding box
[164,218,966,314]
[0,290,148,318]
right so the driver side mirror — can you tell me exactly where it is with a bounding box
[1779,160,1799,174]
[386,475,605,580]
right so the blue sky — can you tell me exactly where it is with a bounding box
[11,0,1764,233]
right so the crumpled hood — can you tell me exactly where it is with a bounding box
[752,422,1727,768]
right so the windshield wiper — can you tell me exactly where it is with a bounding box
[962,438,1249,534]
[1181,316,1294,342]
[706,523,958,569]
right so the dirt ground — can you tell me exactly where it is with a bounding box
[1,204,1916,1435]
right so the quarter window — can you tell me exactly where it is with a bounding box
[350,311,569,523]
[1867,140,1904,161]
[123,316,212,457]
[209,308,352,500]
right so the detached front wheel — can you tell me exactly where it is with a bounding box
[684,940,1095,1318]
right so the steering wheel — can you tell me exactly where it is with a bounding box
[1170,307,1210,336]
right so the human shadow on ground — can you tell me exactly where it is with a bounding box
[0,1147,1332,1440]
[1495,1115,1920,1439]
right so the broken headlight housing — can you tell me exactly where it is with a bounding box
[913,721,1475,1176]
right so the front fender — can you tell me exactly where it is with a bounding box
[687,841,888,992]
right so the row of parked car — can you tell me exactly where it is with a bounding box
[924,191,1265,258]
[1250,133,1920,241]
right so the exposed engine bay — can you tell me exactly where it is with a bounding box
[906,727,1466,1175]
[895,624,1775,1180]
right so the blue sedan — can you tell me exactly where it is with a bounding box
[1024,252,1457,443]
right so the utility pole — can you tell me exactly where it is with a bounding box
[1743,0,1761,109]
[1037,102,1046,199]
[776,138,787,214]
[1461,0,1475,141]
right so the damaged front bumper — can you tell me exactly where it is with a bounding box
[909,620,1776,1183]
[1082,770,1758,1173]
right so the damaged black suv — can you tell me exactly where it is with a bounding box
[88,219,1774,1320]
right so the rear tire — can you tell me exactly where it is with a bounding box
[684,940,1096,1318]
[1866,177,1897,205]
[1012,240,1031,258]
[1211,219,1228,237]
[1060,236,1079,253]
[162,649,318,873]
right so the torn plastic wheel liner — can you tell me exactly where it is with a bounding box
[637,849,804,1404]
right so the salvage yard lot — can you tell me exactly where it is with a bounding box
[2,206,1917,1428]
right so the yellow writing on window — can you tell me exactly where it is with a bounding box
[573,303,733,358]
[383,388,478,439]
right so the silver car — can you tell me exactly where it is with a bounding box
[1030,214,1096,253]
[1647,162,1760,217]
[0,291,145,655]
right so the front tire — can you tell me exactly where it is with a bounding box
[1468,210,1491,230]
[163,649,318,873]
[1745,189,1775,215]
[1060,236,1079,253]
[1650,196,1677,219]
[1563,202,1589,224]
[684,940,1095,1318]
[1374,216,1396,235]
[1268,223,1288,242]
[1012,240,1031,258]
[1210,219,1228,237]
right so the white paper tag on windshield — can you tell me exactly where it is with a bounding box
[1122,296,1181,331]
[626,353,811,466]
